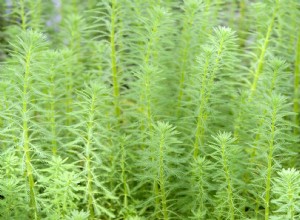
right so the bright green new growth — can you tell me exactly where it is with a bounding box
[249,0,280,98]
[8,30,49,220]
[137,121,183,219]
[191,26,237,158]
[0,0,300,219]
[272,168,300,219]
[209,132,239,220]
[188,157,211,219]
[72,83,115,219]
[263,94,287,220]
[175,0,204,115]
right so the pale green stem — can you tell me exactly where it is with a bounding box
[252,66,279,156]
[66,70,73,126]
[265,110,276,220]
[234,1,279,138]
[23,49,38,220]
[121,142,128,209]
[49,73,58,155]
[20,0,27,30]
[29,0,42,30]
[176,10,196,116]
[249,2,279,98]
[110,0,121,118]
[238,0,247,47]
[293,32,300,134]
[221,141,235,220]
[159,132,169,220]
[193,58,209,159]
[86,95,96,219]
[287,181,295,219]
[139,14,162,211]
[193,37,224,158]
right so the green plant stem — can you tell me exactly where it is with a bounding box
[71,0,78,14]
[110,0,121,118]
[139,10,163,134]
[66,69,73,126]
[252,80,279,218]
[49,74,58,155]
[192,158,206,219]
[249,1,279,98]
[193,58,209,159]
[203,0,211,34]
[254,196,260,219]
[144,24,157,65]
[159,131,168,220]
[0,84,6,141]
[86,95,96,219]
[193,36,224,158]
[234,1,279,139]
[29,0,42,30]
[87,156,94,219]
[139,70,153,133]
[294,31,300,134]
[221,141,235,220]
[20,0,27,30]
[252,64,280,157]
[233,94,246,140]
[23,50,38,220]
[287,181,296,219]
[264,108,276,220]
[120,140,128,209]
[238,0,247,47]
[176,7,196,116]
[50,106,57,154]
[176,47,188,116]
[139,11,164,210]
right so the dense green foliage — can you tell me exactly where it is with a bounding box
[0,0,300,219]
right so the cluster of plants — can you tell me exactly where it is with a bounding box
[0,0,300,219]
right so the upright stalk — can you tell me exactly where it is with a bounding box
[120,138,128,210]
[212,133,237,219]
[23,48,38,220]
[220,140,235,220]
[249,1,279,98]
[138,9,169,211]
[48,68,58,155]
[193,32,227,158]
[85,95,96,219]
[193,58,210,158]
[29,0,42,30]
[237,0,247,47]
[176,2,200,115]
[264,108,276,220]
[110,0,121,118]
[234,1,279,139]
[293,31,300,134]
[158,130,169,220]
[19,0,27,30]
